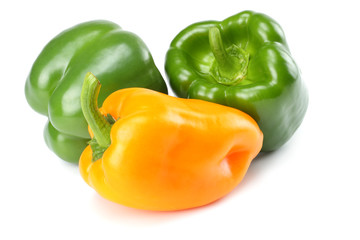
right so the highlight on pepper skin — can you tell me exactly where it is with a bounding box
[79,72,263,211]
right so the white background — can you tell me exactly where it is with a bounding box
[1,0,359,239]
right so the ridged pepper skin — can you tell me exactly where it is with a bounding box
[79,73,263,211]
[25,20,167,163]
[165,10,308,151]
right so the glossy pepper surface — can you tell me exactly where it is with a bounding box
[165,10,308,151]
[80,73,263,211]
[25,20,167,163]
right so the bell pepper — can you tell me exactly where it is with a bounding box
[25,20,167,163]
[165,10,308,151]
[79,72,263,211]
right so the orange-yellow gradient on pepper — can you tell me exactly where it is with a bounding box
[79,72,263,211]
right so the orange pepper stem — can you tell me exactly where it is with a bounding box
[81,72,111,148]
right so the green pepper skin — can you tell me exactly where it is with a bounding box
[25,20,167,163]
[165,11,308,151]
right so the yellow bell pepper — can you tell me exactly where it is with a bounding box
[79,72,263,211]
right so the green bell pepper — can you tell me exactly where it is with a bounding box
[165,10,308,151]
[25,20,167,163]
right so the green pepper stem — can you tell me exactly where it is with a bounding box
[209,27,249,85]
[81,72,111,148]
[209,27,238,74]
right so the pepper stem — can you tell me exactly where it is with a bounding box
[209,27,249,85]
[81,72,111,148]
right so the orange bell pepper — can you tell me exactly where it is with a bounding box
[79,72,263,211]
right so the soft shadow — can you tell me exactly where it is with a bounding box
[230,148,286,195]
[91,194,209,225]
[89,147,289,223]
[58,159,80,175]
